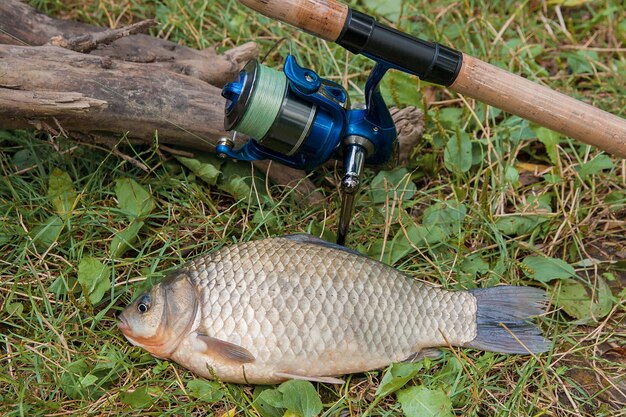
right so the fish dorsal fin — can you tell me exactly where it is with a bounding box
[274,371,345,385]
[197,334,255,364]
[281,234,364,257]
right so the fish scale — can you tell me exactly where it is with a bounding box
[119,234,549,384]
[184,238,476,371]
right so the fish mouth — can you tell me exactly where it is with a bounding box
[117,313,130,334]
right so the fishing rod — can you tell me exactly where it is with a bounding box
[217,0,626,245]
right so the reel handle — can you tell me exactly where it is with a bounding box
[238,0,626,158]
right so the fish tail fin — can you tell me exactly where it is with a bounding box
[464,286,550,354]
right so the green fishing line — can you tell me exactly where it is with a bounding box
[234,63,287,139]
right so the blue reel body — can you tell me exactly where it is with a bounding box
[218,55,397,171]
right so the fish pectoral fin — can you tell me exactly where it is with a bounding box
[197,334,255,364]
[402,348,444,362]
[274,371,345,385]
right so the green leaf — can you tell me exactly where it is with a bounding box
[423,201,466,234]
[115,178,155,219]
[79,374,99,388]
[30,215,63,251]
[120,387,152,409]
[5,301,24,317]
[376,362,423,398]
[460,255,490,277]
[380,71,421,107]
[577,154,614,180]
[77,256,111,305]
[522,256,577,283]
[186,379,224,403]
[554,277,613,322]
[12,149,37,170]
[397,385,453,417]
[437,108,464,130]
[219,175,251,201]
[363,0,402,21]
[504,166,520,186]
[277,380,323,417]
[253,387,285,417]
[109,220,144,258]
[47,168,77,216]
[534,127,560,165]
[444,131,472,173]
[495,215,547,236]
[565,50,599,75]
[369,168,416,205]
[175,154,223,185]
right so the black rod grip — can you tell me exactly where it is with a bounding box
[337,9,462,86]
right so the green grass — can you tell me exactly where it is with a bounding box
[1,0,625,415]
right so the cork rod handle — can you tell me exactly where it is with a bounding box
[238,0,348,41]
[451,55,626,157]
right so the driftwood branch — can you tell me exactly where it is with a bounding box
[48,19,158,53]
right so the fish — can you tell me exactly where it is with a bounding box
[118,234,550,384]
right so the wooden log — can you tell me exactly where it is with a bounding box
[0,0,256,87]
[0,44,243,151]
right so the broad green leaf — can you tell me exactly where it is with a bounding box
[363,0,402,21]
[253,387,285,417]
[522,256,577,283]
[504,166,520,186]
[186,379,224,403]
[79,374,99,388]
[495,215,546,236]
[47,168,77,216]
[534,127,560,165]
[176,154,222,185]
[565,50,599,75]
[219,175,251,201]
[444,132,472,173]
[376,362,423,398]
[5,301,23,317]
[61,359,104,400]
[12,149,37,170]
[435,357,462,387]
[605,191,625,212]
[554,277,613,322]
[577,154,614,180]
[120,387,152,409]
[423,201,467,234]
[380,71,421,107]
[397,385,453,417]
[437,108,464,130]
[77,256,111,305]
[218,160,268,204]
[109,220,144,258]
[369,167,416,204]
[30,215,63,251]
[115,178,155,218]
[278,380,323,417]
[460,255,489,277]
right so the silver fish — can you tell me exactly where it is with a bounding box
[118,234,549,384]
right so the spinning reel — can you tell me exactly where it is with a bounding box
[218,55,397,245]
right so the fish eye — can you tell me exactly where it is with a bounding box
[136,294,151,314]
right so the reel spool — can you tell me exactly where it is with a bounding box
[218,55,398,244]
[219,56,348,170]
